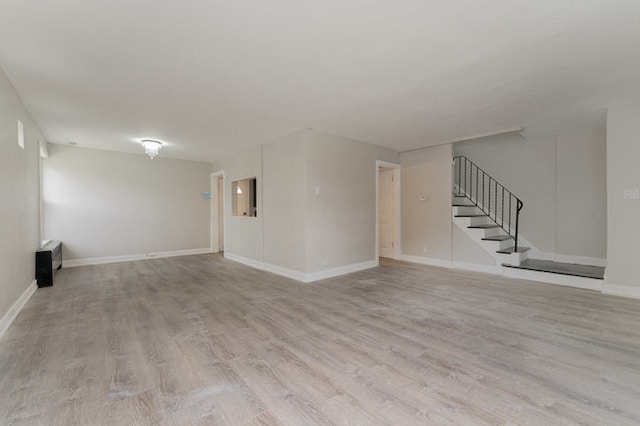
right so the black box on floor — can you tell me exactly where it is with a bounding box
[36,241,62,287]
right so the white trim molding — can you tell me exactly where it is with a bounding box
[226,252,378,283]
[398,254,453,269]
[0,280,37,338]
[262,262,307,282]
[503,267,603,292]
[452,261,502,275]
[305,260,378,283]
[64,248,212,268]
[224,252,264,270]
[602,282,640,300]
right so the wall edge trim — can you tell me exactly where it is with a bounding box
[452,261,501,275]
[64,248,212,267]
[305,260,378,283]
[0,280,37,338]
[398,254,453,269]
[602,282,640,300]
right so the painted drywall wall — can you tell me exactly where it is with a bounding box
[605,102,640,295]
[454,111,606,262]
[305,131,399,273]
[212,129,399,277]
[400,144,453,262]
[0,67,44,324]
[211,145,263,263]
[452,227,496,268]
[262,131,307,273]
[43,145,212,261]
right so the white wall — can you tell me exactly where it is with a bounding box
[0,67,44,326]
[453,111,607,263]
[452,227,496,268]
[43,145,212,261]
[212,129,399,279]
[605,102,640,296]
[211,145,263,264]
[263,131,307,273]
[305,131,398,273]
[400,144,453,263]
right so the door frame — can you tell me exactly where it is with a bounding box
[210,171,225,254]
[375,160,401,261]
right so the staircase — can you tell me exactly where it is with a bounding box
[452,155,605,287]
[453,156,529,266]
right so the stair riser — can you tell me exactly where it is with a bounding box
[468,216,492,226]
[483,227,507,238]
[452,210,528,267]
[454,206,482,216]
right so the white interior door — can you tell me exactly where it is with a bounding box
[217,177,224,251]
[211,174,224,253]
[378,169,395,258]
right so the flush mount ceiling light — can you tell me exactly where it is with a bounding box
[140,139,164,159]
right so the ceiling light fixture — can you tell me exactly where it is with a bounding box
[140,139,163,159]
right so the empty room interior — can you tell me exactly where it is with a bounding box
[2,1,640,424]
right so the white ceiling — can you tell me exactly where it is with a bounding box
[1,0,639,162]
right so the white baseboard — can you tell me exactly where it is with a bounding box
[64,248,212,267]
[0,280,37,338]
[225,253,377,283]
[261,262,307,282]
[452,261,501,275]
[305,260,378,283]
[602,282,640,300]
[224,252,264,270]
[398,254,453,269]
[503,267,603,292]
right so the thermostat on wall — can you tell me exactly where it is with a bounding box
[202,192,212,199]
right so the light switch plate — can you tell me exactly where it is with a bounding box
[623,189,639,200]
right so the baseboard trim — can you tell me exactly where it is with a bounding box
[261,262,307,282]
[503,267,603,292]
[452,261,501,275]
[305,260,378,283]
[225,253,377,283]
[602,283,640,300]
[398,254,453,269]
[224,252,264,270]
[64,248,212,267]
[0,280,37,338]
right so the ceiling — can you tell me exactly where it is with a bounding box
[1,0,639,162]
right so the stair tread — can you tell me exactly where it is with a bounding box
[452,203,475,207]
[482,235,512,241]
[468,224,500,229]
[496,246,530,254]
[455,214,487,218]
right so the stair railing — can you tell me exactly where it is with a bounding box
[453,156,524,250]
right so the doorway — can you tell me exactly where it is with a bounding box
[376,161,401,260]
[211,172,225,253]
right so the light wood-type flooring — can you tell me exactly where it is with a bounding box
[1,254,640,425]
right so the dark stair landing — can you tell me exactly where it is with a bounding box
[503,259,604,280]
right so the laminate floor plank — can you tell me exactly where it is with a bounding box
[2,254,640,425]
